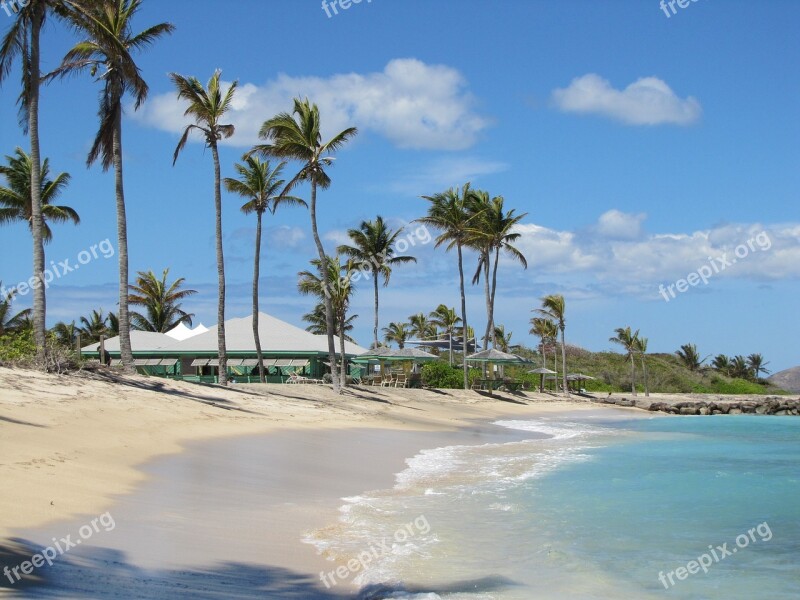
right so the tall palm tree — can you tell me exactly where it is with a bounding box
[634,335,650,397]
[0,0,61,358]
[254,98,357,394]
[170,70,236,385]
[493,324,513,353]
[224,156,305,382]
[303,302,357,343]
[51,0,174,373]
[0,148,79,241]
[128,268,197,333]
[730,355,750,380]
[337,216,416,348]
[676,343,705,372]
[469,192,527,348]
[417,183,479,389]
[429,303,461,365]
[535,295,569,397]
[610,326,639,396]
[711,354,731,376]
[747,353,770,382]
[78,308,110,344]
[408,312,436,341]
[383,321,410,349]
[0,283,32,335]
[298,255,357,382]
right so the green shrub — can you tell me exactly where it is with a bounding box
[421,362,475,389]
[0,329,36,363]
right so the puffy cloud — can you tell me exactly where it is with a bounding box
[551,74,701,126]
[134,59,489,150]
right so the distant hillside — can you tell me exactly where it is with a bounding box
[768,367,800,393]
[507,345,790,395]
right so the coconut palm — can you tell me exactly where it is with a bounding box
[383,322,410,349]
[535,295,569,397]
[417,183,479,389]
[128,268,196,333]
[711,354,731,376]
[50,0,174,373]
[610,326,639,396]
[303,303,356,343]
[0,0,62,358]
[225,156,306,382]
[107,311,119,336]
[408,312,436,341]
[0,148,79,241]
[747,353,770,382]
[730,355,750,379]
[78,308,110,344]
[429,304,461,365]
[634,335,650,397]
[51,320,78,348]
[529,316,557,369]
[337,216,416,348]
[676,343,705,372]
[493,324,513,353]
[254,98,358,394]
[469,192,527,348]
[0,284,32,335]
[298,255,357,381]
[170,70,236,385]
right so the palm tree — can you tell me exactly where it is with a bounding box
[51,0,174,374]
[0,283,32,335]
[711,354,731,376]
[634,335,650,397]
[383,322,410,349]
[469,192,527,348]
[107,311,119,336]
[493,324,513,353]
[0,0,61,358]
[676,343,705,372]
[303,303,357,343]
[51,320,78,348]
[529,317,557,370]
[747,353,770,382]
[298,255,357,382]
[170,70,236,385]
[610,326,639,396]
[430,303,461,365]
[417,183,479,389]
[128,268,197,333]
[225,156,306,382]
[0,148,79,241]
[535,295,569,397]
[254,98,357,394]
[730,355,750,380]
[78,308,110,344]
[408,312,436,341]
[338,216,416,348]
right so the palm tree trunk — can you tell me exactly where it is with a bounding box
[309,181,341,393]
[481,251,491,349]
[339,315,347,383]
[489,246,500,349]
[28,7,46,365]
[372,269,379,349]
[630,353,637,396]
[113,105,135,374]
[253,211,265,383]
[211,142,227,385]
[457,243,468,390]
[641,355,649,397]
[560,326,569,397]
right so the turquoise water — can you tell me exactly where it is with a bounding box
[308,413,800,599]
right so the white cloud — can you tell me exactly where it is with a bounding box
[385,156,509,195]
[266,225,305,249]
[134,59,489,150]
[551,74,701,126]
[593,209,647,239]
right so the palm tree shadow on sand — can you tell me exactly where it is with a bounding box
[1,539,518,599]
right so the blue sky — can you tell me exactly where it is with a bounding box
[1,0,798,370]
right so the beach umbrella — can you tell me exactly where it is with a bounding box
[529,367,557,393]
[357,346,439,378]
[466,348,530,383]
[567,373,596,392]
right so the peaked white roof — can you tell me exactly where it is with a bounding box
[165,322,209,341]
[81,331,173,353]
[160,312,368,355]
